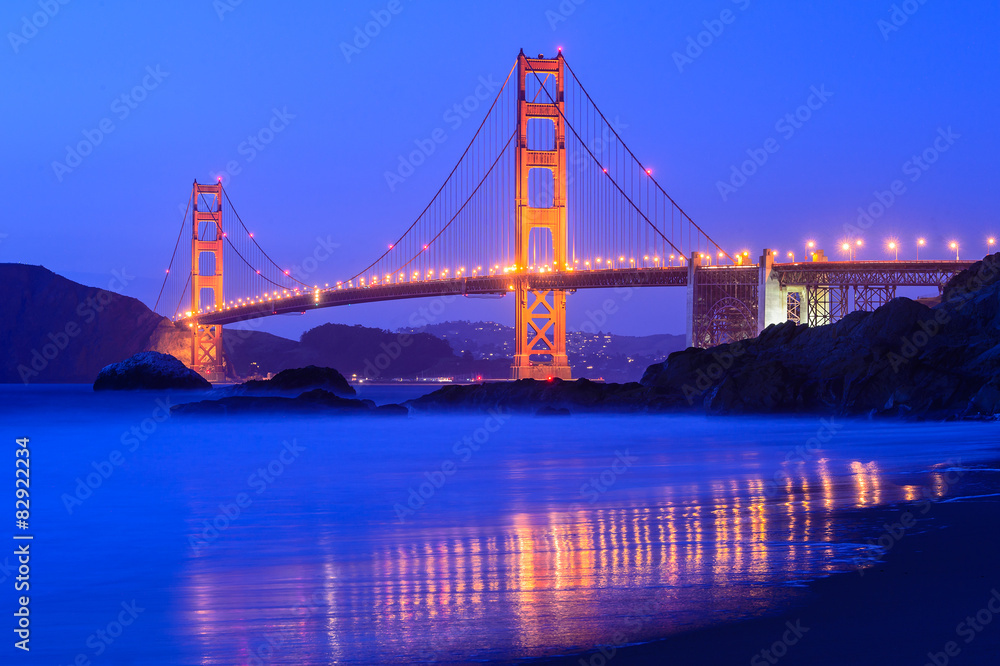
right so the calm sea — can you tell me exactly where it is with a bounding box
[2,385,997,664]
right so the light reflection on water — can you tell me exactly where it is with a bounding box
[3,386,994,664]
[181,452,967,664]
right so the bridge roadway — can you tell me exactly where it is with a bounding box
[184,259,974,327]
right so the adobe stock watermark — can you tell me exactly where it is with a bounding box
[672,0,752,73]
[887,257,997,374]
[18,268,134,383]
[51,65,170,182]
[577,450,637,505]
[923,587,1000,666]
[287,234,340,283]
[393,408,510,522]
[56,599,145,663]
[545,0,586,30]
[575,287,634,335]
[878,0,930,41]
[576,595,661,665]
[7,0,70,54]
[210,107,296,185]
[566,115,630,191]
[761,418,843,499]
[213,0,245,20]
[750,619,810,665]
[364,289,464,378]
[852,461,963,572]
[384,73,502,192]
[844,127,959,236]
[189,439,305,553]
[717,84,834,201]
[681,341,746,405]
[61,398,173,515]
[243,587,332,665]
[339,0,407,64]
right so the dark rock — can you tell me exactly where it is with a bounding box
[536,406,571,416]
[171,388,406,415]
[407,378,654,414]
[94,352,211,391]
[232,365,355,397]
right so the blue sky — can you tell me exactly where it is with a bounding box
[2,0,997,337]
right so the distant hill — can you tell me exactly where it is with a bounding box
[402,320,686,382]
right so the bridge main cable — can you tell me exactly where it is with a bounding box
[220,183,310,288]
[343,59,518,285]
[524,59,690,261]
[153,189,192,313]
[564,56,733,262]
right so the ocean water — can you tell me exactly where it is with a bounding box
[3,385,998,664]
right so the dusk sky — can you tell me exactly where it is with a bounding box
[3,0,997,338]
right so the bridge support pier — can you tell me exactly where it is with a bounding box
[684,252,701,348]
[757,249,784,333]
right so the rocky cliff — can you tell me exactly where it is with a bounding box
[0,264,189,383]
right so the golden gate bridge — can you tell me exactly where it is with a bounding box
[153,50,973,382]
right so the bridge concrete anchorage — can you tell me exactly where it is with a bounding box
[685,248,971,348]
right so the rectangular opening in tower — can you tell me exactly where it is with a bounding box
[527,227,554,268]
[524,72,558,104]
[528,168,554,208]
[527,118,555,151]
[195,216,222,241]
[198,287,216,311]
[195,190,220,213]
[198,251,217,277]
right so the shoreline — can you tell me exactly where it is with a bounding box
[524,469,1000,666]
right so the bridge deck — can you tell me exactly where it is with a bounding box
[180,260,974,327]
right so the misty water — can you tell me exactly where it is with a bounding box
[7,385,1000,664]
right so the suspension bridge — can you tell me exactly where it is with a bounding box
[155,50,973,382]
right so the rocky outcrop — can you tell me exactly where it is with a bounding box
[171,388,405,415]
[229,365,356,397]
[410,254,1000,419]
[93,352,211,391]
[639,253,1000,417]
[407,378,653,413]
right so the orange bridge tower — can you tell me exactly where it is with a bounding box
[512,50,572,380]
[190,180,226,381]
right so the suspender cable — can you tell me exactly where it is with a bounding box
[153,190,192,313]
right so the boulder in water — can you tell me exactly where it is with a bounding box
[93,352,211,391]
[233,365,355,397]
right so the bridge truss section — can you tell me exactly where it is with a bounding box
[691,267,758,348]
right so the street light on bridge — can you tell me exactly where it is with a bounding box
[917,237,926,259]
[787,251,795,262]
[989,237,996,254]
[950,240,959,260]
[806,240,815,261]
[840,238,863,261]
[886,240,898,261]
